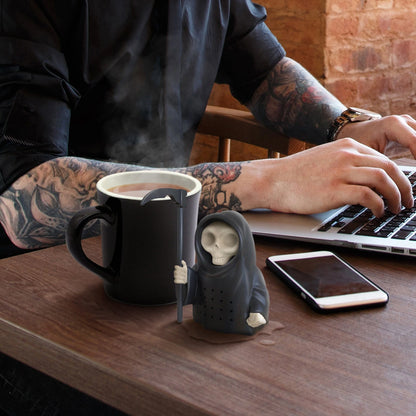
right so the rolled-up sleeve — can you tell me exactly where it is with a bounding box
[216,1,285,104]
[0,34,80,193]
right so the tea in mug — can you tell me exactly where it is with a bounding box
[109,182,189,198]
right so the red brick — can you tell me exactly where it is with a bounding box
[326,15,360,40]
[392,0,416,10]
[387,72,414,96]
[327,0,362,14]
[366,0,394,10]
[327,45,389,75]
[392,39,416,67]
[358,12,393,40]
[352,48,379,72]
[327,0,393,14]
[388,13,416,38]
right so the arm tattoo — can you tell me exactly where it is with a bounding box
[183,162,243,216]
[0,157,244,249]
[0,157,144,249]
[249,57,345,144]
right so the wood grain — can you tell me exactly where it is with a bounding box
[1,157,416,415]
[1,233,416,415]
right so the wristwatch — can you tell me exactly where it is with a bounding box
[327,107,382,141]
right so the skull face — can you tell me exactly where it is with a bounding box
[201,221,239,266]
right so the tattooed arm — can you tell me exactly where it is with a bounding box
[0,157,132,249]
[1,57,415,251]
[248,57,345,143]
[249,57,416,156]
[0,156,250,250]
[0,143,413,250]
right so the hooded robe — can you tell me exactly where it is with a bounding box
[183,211,269,335]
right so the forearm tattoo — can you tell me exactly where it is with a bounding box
[249,57,345,144]
[0,158,139,249]
[0,157,244,249]
[184,162,243,216]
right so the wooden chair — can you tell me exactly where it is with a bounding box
[197,105,312,162]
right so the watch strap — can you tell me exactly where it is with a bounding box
[327,107,382,142]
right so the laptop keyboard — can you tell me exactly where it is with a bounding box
[318,171,416,240]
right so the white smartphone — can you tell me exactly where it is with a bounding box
[266,251,389,312]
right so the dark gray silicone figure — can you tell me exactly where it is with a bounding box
[174,211,269,335]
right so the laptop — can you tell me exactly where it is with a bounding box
[243,164,416,257]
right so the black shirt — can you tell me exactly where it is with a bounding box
[0,0,285,194]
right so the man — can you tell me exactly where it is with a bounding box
[2,1,416,413]
[0,0,415,256]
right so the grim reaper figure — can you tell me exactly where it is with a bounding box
[174,211,269,335]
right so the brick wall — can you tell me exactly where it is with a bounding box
[325,0,416,117]
[194,0,416,163]
[209,0,416,117]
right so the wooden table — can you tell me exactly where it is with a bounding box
[1,227,416,416]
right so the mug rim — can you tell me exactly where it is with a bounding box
[97,170,202,200]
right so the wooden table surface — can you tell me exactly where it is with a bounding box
[1,154,416,415]
[1,228,416,416]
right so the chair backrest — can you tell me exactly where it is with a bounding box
[196,105,312,162]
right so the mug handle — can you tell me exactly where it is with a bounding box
[66,205,116,283]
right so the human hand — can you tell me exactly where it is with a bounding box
[244,138,413,217]
[174,260,188,284]
[338,114,416,158]
[246,312,267,328]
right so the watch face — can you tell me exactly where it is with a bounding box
[348,107,382,121]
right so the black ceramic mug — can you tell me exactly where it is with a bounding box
[66,170,201,305]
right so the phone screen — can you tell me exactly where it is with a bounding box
[273,255,379,298]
